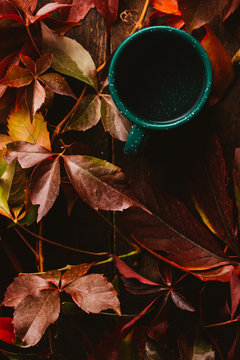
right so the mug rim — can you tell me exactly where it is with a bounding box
[108,26,212,130]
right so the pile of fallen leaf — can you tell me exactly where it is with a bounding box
[0,0,239,359]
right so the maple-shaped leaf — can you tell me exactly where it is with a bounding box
[151,0,181,15]
[63,273,121,315]
[64,94,101,132]
[7,107,51,150]
[120,180,230,273]
[178,0,227,33]
[41,23,97,89]
[30,157,61,222]
[200,26,235,106]
[101,95,131,142]
[190,135,238,253]
[5,141,52,168]
[63,155,140,211]
[0,317,15,345]
[223,0,240,20]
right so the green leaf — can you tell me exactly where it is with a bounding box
[0,148,8,177]
[101,95,131,141]
[41,23,97,89]
[65,94,101,132]
[19,205,38,226]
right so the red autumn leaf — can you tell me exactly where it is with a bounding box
[223,0,240,20]
[3,274,51,308]
[200,26,235,106]
[64,273,121,315]
[114,255,164,295]
[178,0,227,33]
[13,289,60,347]
[148,10,184,28]
[35,53,53,75]
[0,53,19,97]
[38,73,76,99]
[30,157,61,222]
[5,141,52,168]
[230,267,240,318]
[31,3,72,23]
[19,54,35,74]
[9,0,38,14]
[170,291,195,312]
[25,79,46,119]
[0,65,33,87]
[61,263,92,288]
[151,0,181,15]
[63,155,140,211]
[190,135,238,253]
[121,180,230,272]
[55,0,118,32]
[0,317,15,345]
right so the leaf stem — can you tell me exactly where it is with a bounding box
[38,221,44,272]
[26,25,42,56]
[51,84,87,144]
[203,318,240,328]
[95,250,138,266]
[96,210,140,252]
[16,222,109,256]
[129,0,150,35]
[14,227,39,260]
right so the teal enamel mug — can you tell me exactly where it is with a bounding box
[108,26,212,155]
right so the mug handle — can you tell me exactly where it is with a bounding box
[124,124,147,155]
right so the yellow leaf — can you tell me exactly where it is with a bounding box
[7,107,51,150]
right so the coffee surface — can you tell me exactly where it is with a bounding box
[114,31,205,123]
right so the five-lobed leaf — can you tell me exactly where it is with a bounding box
[41,23,97,89]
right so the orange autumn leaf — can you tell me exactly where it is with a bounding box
[151,0,181,15]
[201,26,235,106]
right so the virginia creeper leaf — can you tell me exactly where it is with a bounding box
[0,186,11,218]
[5,141,52,168]
[121,180,230,271]
[32,3,71,23]
[61,263,92,288]
[13,289,60,347]
[55,0,95,22]
[0,318,15,345]
[41,23,97,89]
[200,26,235,106]
[3,274,50,308]
[223,0,240,20]
[230,267,240,318]
[94,0,119,33]
[64,273,121,315]
[101,95,131,142]
[35,53,53,76]
[0,149,8,177]
[63,155,139,211]
[170,291,195,312]
[65,94,101,132]
[151,0,180,14]
[19,54,35,74]
[9,0,38,14]
[38,73,76,99]
[190,135,238,253]
[8,107,51,150]
[7,161,26,218]
[0,65,33,87]
[30,157,61,222]
[178,0,227,33]
[25,79,46,119]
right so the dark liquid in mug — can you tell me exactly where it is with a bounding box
[114,30,205,123]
